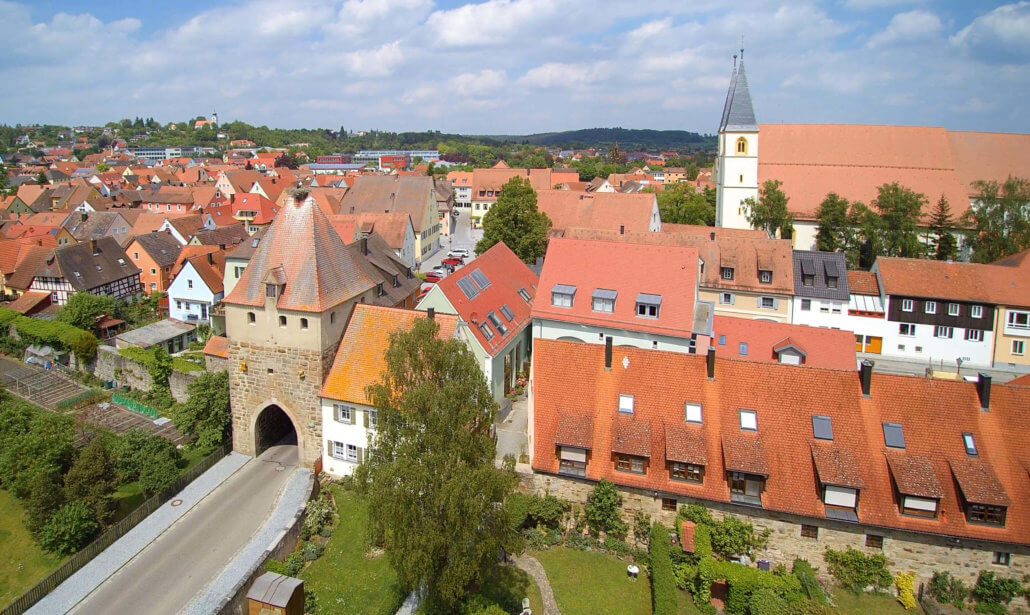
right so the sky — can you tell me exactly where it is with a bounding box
[1,0,1029,135]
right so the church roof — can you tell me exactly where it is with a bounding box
[719,59,758,133]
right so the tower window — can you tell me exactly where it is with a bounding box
[736,137,748,155]
[279,315,287,327]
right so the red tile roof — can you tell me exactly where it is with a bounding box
[531,338,1030,544]
[203,335,229,358]
[947,131,1030,196]
[846,270,880,296]
[555,413,594,449]
[533,237,699,338]
[428,242,538,356]
[711,315,856,370]
[885,452,944,499]
[875,257,1030,307]
[949,458,1010,508]
[536,190,656,235]
[664,423,707,465]
[319,304,459,404]
[612,417,652,457]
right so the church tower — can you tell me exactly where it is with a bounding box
[715,51,759,230]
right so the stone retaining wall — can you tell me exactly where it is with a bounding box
[520,470,1030,601]
[94,346,200,403]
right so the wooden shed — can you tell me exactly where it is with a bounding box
[246,572,304,615]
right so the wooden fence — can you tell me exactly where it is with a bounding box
[0,442,231,615]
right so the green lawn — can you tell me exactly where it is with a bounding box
[678,589,705,614]
[534,547,652,615]
[302,487,405,615]
[833,589,918,614]
[0,490,65,607]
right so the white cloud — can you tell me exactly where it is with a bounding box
[517,61,611,89]
[448,69,507,98]
[951,2,1030,65]
[866,10,943,48]
[844,0,922,9]
[425,0,567,48]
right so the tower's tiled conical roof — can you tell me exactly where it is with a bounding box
[223,191,375,313]
[719,60,758,133]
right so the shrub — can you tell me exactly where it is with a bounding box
[693,524,712,561]
[0,307,99,362]
[972,571,1022,609]
[565,532,589,551]
[648,524,679,615]
[304,588,318,614]
[584,478,626,538]
[506,492,568,531]
[929,570,969,608]
[114,429,185,496]
[302,491,336,539]
[301,541,324,561]
[284,550,305,576]
[710,560,804,614]
[602,535,629,556]
[38,501,100,555]
[708,516,767,559]
[633,510,652,548]
[792,558,828,604]
[823,546,892,593]
[749,587,788,615]
[673,562,697,591]
[895,572,917,610]
[265,558,289,575]
[680,502,713,525]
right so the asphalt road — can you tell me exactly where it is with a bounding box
[421,209,483,274]
[68,444,299,615]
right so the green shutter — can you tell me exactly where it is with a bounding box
[350,407,356,425]
[357,447,364,465]
[363,410,369,429]
[326,439,332,457]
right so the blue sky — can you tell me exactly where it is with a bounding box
[2,0,1028,135]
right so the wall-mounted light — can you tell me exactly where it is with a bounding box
[239,361,247,372]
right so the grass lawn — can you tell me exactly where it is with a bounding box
[110,445,216,520]
[678,589,705,615]
[534,547,652,615]
[474,563,544,615]
[833,589,918,614]
[0,490,65,608]
[302,487,405,615]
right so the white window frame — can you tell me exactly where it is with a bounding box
[901,299,914,312]
[551,292,573,308]
[331,441,348,459]
[720,292,734,305]
[739,409,757,431]
[685,403,702,424]
[345,443,358,462]
[965,329,984,342]
[334,403,353,424]
[759,296,775,309]
[971,305,983,319]
[935,326,953,339]
[948,303,960,316]
[925,301,937,314]
[1007,310,1030,330]
[618,394,634,414]
[1013,340,1026,356]
[592,297,614,313]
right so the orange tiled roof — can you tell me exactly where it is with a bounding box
[846,270,880,296]
[875,257,1030,307]
[536,190,656,235]
[202,335,228,358]
[531,338,1030,545]
[319,304,459,403]
[533,236,699,338]
[711,315,856,370]
[947,131,1030,196]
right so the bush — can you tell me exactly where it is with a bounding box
[301,541,324,561]
[710,560,803,615]
[114,429,185,496]
[792,558,828,604]
[264,558,289,575]
[602,535,629,556]
[681,502,713,525]
[823,547,892,593]
[749,587,788,615]
[693,524,712,561]
[301,491,335,539]
[284,550,305,576]
[0,307,99,362]
[633,510,652,548]
[649,523,678,615]
[507,492,568,532]
[708,516,767,559]
[38,501,100,555]
[929,570,969,608]
[673,562,697,590]
[972,571,1022,609]
[895,572,917,610]
[585,478,626,538]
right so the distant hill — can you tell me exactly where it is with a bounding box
[481,127,715,150]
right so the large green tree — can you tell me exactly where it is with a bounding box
[56,292,116,331]
[964,176,1030,263]
[358,317,519,612]
[114,429,185,497]
[172,370,231,452]
[64,437,119,525]
[741,179,794,239]
[656,183,715,226]
[815,192,853,253]
[475,176,551,262]
[928,195,958,261]
[871,182,926,257]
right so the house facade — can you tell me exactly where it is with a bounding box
[126,232,182,294]
[28,237,141,305]
[167,253,225,323]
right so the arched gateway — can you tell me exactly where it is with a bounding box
[253,404,299,455]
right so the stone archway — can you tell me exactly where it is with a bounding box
[253,404,298,456]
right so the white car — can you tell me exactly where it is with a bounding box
[448,248,470,258]
[431,267,449,278]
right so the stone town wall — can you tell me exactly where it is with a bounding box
[95,346,199,403]
[228,340,338,467]
[169,369,199,403]
[521,471,1030,593]
[206,354,229,373]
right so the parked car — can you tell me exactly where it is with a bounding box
[448,248,469,258]
[424,272,442,283]
[442,257,464,267]
[431,266,449,277]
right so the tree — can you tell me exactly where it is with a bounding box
[608,141,625,165]
[871,182,926,258]
[173,370,231,452]
[928,195,958,261]
[358,317,519,612]
[37,501,99,555]
[656,183,715,226]
[584,478,627,538]
[56,292,116,331]
[64,437,119,525]
[95,162,111,173]
[35,170,49,186]
[114,429,185,497]
[475,176,551,262]
[815,193,853,253]
[25,470,65,537]
[0,411,76,499]
[741,180,793,239]
[964,176,1030,263]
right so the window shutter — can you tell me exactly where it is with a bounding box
[772,298,779,310]
[363,410,369,429]
[334,405,341,422]
[326,439,332,457]
[350,408,356,425]
[357,447,364,465]
[730,294,735,305]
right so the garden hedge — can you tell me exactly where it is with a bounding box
[0,306,98,362]
[649,522,677,615]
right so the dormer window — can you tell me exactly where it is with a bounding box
[720,267,734,280]
[551,284,576,308]
[827,275,838,289]
[592,289,616,313]
[758,270,772,284]
[266,283,277,298]
[802,274,814,287]
[376,283,384,297]
[635,293,661,318]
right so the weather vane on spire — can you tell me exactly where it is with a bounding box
[740,34,745,60]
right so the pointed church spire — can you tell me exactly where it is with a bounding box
[719,50,757,133]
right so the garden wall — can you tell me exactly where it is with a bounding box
[94,346,200,403]
[520,470,1030,603]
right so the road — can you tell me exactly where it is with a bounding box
[421,209,483,273]
[68,444,299,615]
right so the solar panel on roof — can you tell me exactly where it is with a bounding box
[470,268,491,290]
[456,277,479,300]
[812,415,833,440]
[883,422,905,449]
[500,304,514,322]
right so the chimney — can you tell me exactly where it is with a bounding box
[604,336,613,370]
[860,360,873,397]
[427,307,435,320]
[230,193,235,204]
[90,238,98,255]
[706,346,715,380]
[976,373,992,410]
[360,237,368,255]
